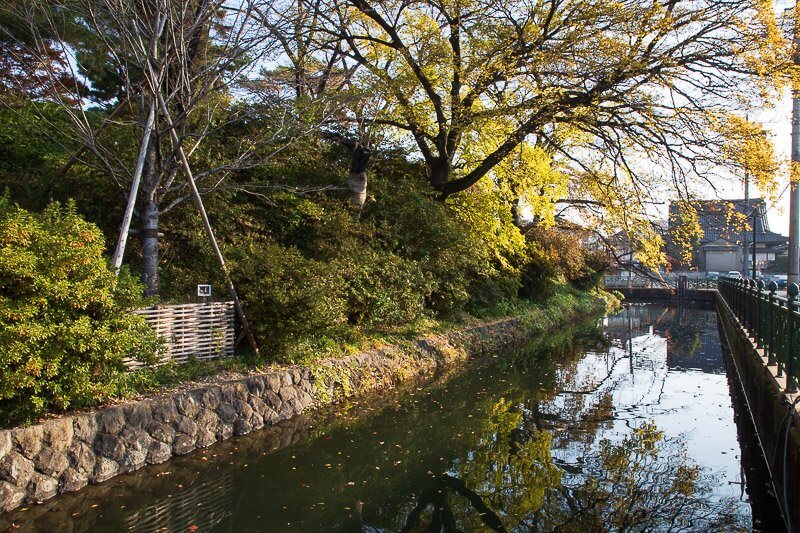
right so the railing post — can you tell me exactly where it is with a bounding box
[738,277,744,316]
[787,284,799,393]
[750,278,757,332]
[767,281,777,366]
[743,278,749,328]
[755,279,764,347]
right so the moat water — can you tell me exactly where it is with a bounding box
[1,304,784,531]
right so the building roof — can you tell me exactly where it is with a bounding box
[669,198,787,248]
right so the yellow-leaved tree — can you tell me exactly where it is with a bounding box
[265,0,791,267]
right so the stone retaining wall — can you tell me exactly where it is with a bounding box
[0,300,602,515]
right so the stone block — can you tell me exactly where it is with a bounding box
[278,401,296,419]
[119,448,147,473]
[231,382,248,398]
[245,377,266,397]
[60,467,88,493]
[67,441,96,474]
[0,451,34,486]
[216,423,233,441]
[196,410,219,435]
[42,419,73,452]
[232,400,254,421]
[265,374,281,391]
[98,407,125,435]
[120,428,153,452]
[91,457,119,484]
[13,425,43,459]
[34,447,69,477]
[263,408,280,425]
[145,421,176,445]
[175,394,200,418]
[0,431,11,460]
[249,412,264,430]
[264,390,281,409]
[93,433,126,462]
[173,416,198,437]
[173,434,196,456]
[123,402,152,429]
[146,441,171,465]
[195,429,216,448]
[216,403,238,425]
[152,398,178,424]
[248,396,267,416]
[27,472,58,502]
[73,414,98,443]
[196,387,220,410]
[0,481,26,513]
[296,389,314,411]
[233,419,252,437]
[279,386,298,402]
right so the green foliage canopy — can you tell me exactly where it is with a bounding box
[0,199,159,424]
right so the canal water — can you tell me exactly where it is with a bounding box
[1,304,784,532]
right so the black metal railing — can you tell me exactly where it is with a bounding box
[718,276,799,393]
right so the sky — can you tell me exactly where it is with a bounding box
[735,92,793,235]
[717,92,793,236]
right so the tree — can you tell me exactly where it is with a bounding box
[296,0,786,258]
[1,0,297,297]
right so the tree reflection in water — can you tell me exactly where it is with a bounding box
[391,404,746,532]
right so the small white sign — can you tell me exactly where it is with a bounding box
[197,284,212,297]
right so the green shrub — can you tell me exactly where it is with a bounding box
[365,176,476,315]
[0,200,159,425]
[520,227,609,298]
[334,248,431,330]
[572,250,612,290]
[231,238,349,357]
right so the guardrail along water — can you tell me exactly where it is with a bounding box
[719,276,800,393]
[0,304,782,531]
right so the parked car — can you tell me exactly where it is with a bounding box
[706,271,720,280]
[774,274,788,288]
[726,271,742,278]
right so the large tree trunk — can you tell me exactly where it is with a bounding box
[347,142,371,210]
[511,197,524,228]
[428,157,450,193]
[141,197,159,296]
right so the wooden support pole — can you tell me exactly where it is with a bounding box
[154,91,260,357]
[111,100,156,272]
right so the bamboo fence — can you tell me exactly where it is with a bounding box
[129,302,235,366]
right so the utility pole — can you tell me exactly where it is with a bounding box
[743,170,750,275]
[752,204,758,279]
[790,7,800,285]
